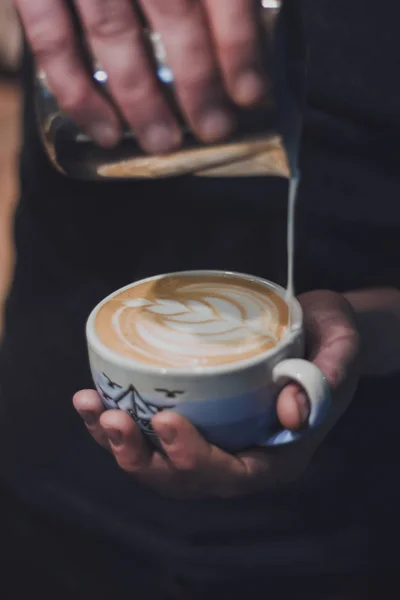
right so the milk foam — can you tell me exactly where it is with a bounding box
[95,275,289,368]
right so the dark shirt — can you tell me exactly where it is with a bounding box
[0,0,399,582]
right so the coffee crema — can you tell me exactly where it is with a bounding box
[94,274,289,369]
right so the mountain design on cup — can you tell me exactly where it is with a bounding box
[95,275,289,369]
[95,372,166,439]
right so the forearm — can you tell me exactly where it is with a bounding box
[344,287,400,377]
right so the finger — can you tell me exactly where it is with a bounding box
[76,0,182,154]
[152,412,245,495]
[203,0,268,106]
[16,0,120,147]
[73,390,110,448]
[300,292,360,389]
[141,0,235,142]
[100,409,154,474]
[276,383,310,431]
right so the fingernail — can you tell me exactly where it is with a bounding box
[296,391,310,424]
[107,429,123,447]
[234,71,267,105]
[199,109,235,142]
[80,411,97,426]
[88,122,120,147]
[159,426,177,445]
[143,123,182,154]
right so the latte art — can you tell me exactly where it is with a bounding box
[95,274,289,368]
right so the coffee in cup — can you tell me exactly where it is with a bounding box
[94,273,289,370]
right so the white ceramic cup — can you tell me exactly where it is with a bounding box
[86,271,331,451]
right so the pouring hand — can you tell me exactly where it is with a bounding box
[16,0,268,151]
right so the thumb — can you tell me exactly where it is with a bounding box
[277,291,360,431]
[277,383,310,431]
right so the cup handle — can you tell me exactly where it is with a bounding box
[262,358,332,446]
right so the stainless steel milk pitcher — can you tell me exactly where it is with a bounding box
[35,0,306,180]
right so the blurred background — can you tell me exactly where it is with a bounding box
[0,0,21,334]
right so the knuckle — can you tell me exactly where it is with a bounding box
[23,5,72,58]
[86,7,138,40]
[30,28,72,60]
[175,455,198,473]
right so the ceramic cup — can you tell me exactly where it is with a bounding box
[86,271,331,451]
